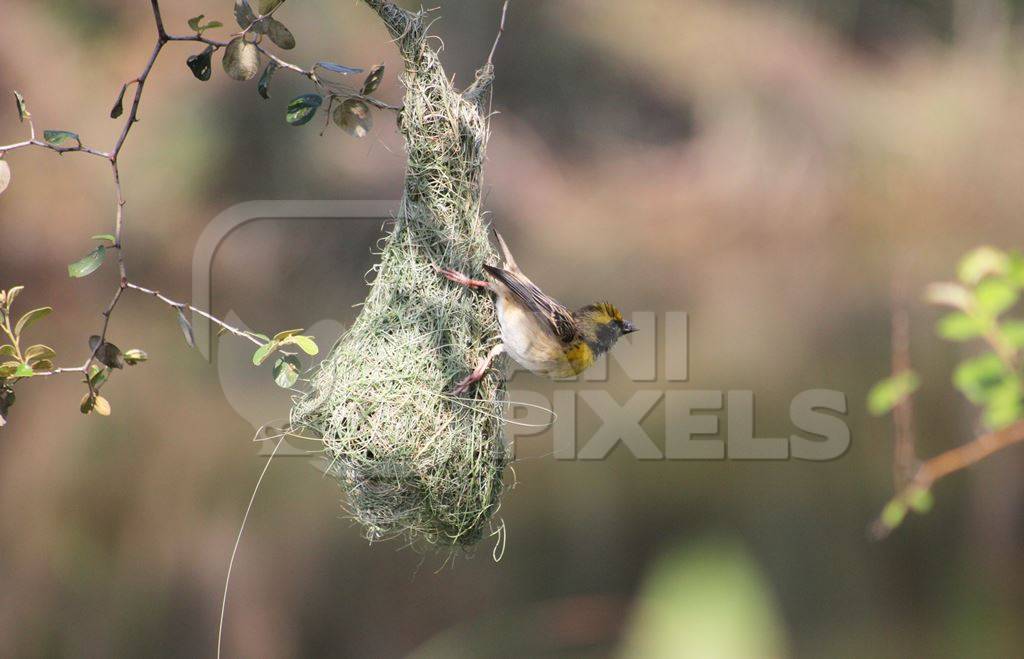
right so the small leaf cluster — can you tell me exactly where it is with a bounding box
[180,2,384,139]
[0,286,55,427]
[286,64,384,140]
[868,245,1024,534]
[0,286,55,381]
[250,329,319,389]
[926,246,1024,429]
[80,336,148,417]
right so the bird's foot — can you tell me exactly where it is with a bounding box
[433,264,489,290]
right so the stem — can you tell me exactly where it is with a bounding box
[873,419,1024,538]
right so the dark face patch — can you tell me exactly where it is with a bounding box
[592,320,620,354]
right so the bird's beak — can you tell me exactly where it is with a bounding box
[622,320,638,334]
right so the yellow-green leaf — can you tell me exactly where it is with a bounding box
[272,328,304,342]
[867,370,919,416]
[958,246,1007,285]
[281,335,318,356]
[252,341,278,365]
[23,344,56,365]
[936,312,983,341]
[975,278,1018,317]
[14,307,52,337]
[94,395,111,416]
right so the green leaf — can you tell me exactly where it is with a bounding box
[223,38,261,82]
[6,285,24,306]
[0,364,18,379]
[252,341,278,365]
[332,99,372,138]
[0,160,10,196]
[176,308,195,348]
[924,282,972,310]
[286,94,322,126]
[0,345,14,359]
[1006,252,1024,288]
[273,354,301,388]
[867,370,919,416]
[14,307,52,337]
[89,365,109,388]
[1001,320,1024,348]
[188,14,205,31]
[272,328,304,342]
[68,245,106,278]
[91,234,116,243]
[257,61,279,100]
[936,312,984,341]
[43,130,80,147]
[958,246,1007,285]
[975,278,1018,317]
[187,46,214,81]
[12,363,34,378]
[361,64,385,95]
[89,335,124,369]
[13,90,29,122]
[93,395,111,416]
[281,335,318,356]
[123,349,148,365]
[953,353,1008,404]
[80,393,95,414]
[23,344,55,366]
[258,0,285,13]
[908,488,934,514]
[881,500,907,531]
[110,83,127,118]
[266,18,295,49]
[315,61,362,75]
[234,0,257,29]
[981,375,1023,429]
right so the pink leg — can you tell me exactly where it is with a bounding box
[434,264,491,290]
[452,344,505,394]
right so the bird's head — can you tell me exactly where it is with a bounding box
[576,302,637,353]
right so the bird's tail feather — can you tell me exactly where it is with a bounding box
[491,228,519,272]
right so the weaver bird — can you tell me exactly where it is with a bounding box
[436,230,637,394]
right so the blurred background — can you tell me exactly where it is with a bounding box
[3,0,1024,656]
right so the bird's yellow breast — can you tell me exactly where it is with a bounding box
[496,298,595,378]
[563,340,595,376]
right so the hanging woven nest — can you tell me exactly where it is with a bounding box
[291,1,510,548]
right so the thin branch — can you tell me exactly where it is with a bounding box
[872,419,1024,538]
[2,0,396,416]
[487,0,510,66]
[890,278,917,489]
[125,282,263,347]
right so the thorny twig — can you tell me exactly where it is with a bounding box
[0,0,391,399]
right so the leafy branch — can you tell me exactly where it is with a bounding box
[868,246,1024,537]
[0,0,393,427]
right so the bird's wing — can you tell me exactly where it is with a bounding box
[483,264,578,343]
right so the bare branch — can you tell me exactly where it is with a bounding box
[873,419,1024,538]
[487,0,510,67]
[890,278,917,489]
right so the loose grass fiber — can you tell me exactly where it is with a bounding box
[290,2,510,548]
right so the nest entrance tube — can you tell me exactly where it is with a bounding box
[290,3,510,548]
